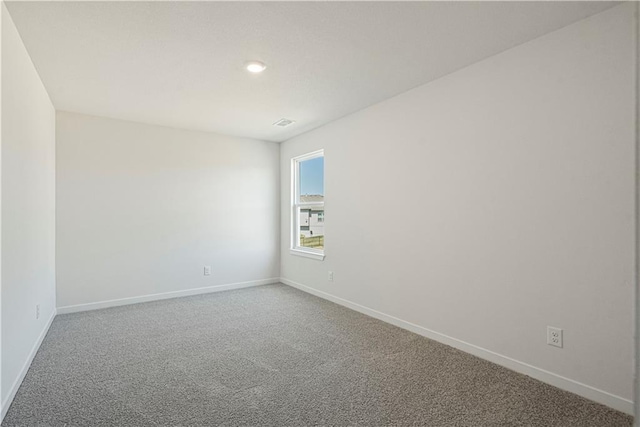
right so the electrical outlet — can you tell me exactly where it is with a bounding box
[547,326,563,348]
[328,271,334,282]
[36,304,40,320]
[204,266,212,276]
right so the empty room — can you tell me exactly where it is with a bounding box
[0,1,638,426]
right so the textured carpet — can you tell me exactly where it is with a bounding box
[2,283,633,426]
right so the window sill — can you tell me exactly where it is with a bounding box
[290,248,325,261]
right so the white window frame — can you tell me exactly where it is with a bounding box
[290,149,325,261]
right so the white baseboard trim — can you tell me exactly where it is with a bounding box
[280,277,634,416]
[57,278,279,315]
[1,308,57,422]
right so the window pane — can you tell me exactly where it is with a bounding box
[299,208,324,250]
[293,152,324,254]
[299,156,324,201]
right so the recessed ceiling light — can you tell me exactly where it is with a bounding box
[245,61,266,73]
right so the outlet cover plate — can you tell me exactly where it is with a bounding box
[547,326,563,348]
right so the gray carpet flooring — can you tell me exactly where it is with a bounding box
[2,283,633,426]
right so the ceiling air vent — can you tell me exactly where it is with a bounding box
[273,118,295,127]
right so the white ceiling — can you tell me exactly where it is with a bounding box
[5,1,619,142]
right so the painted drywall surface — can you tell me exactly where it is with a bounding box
[1,2,56,403]
[56,112,280,308]
[0,3,4,417]
[634,3,639,423]
[281,4,635,402]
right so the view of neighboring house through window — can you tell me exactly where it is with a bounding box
[292,150,324,259]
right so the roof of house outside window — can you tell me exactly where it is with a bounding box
[300,195,324,203]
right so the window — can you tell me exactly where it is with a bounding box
[291,150,324,260]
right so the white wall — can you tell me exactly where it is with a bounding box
[56,112,279,309]
[281,3,636,413]
[0,3,4,417]
[1,1,56,414]
[634,3,639,424]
